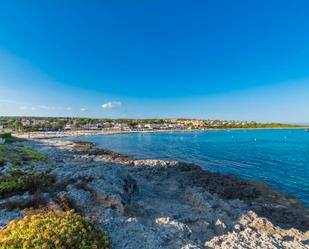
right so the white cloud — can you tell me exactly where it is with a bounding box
[80,107,87,112]
[19,106,36,111]
[19,105,50,111]
[37,105,49,109]
[18,105,73,112]
[102,101,122,109]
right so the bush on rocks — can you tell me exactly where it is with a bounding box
[0,209,110,249]
[0,145,47,167]
[0,172,54,197]
[0,132,11,140]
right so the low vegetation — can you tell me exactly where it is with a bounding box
[0,171,54,197]
[0,209,110,249]
[0,137,51,197]
[0,132,11,140]
[0,144,47,167]
[0,136,52,196]
[0,134,112,249]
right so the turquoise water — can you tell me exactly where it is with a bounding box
[63,129,309,205]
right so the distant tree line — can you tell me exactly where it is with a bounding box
[0,116,304,132]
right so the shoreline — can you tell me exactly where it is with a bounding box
[47,138,309,208]
[12,130,309,207]
[60,138,309,205]
[12,126,309,139]
[1,138,308,248]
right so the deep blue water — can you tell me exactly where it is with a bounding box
[62,129,309,205]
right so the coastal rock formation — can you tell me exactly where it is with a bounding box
[0,139,308,248]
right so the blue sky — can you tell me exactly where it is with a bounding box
[0,0,309,123]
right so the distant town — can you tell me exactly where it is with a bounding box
[0,116,302,133]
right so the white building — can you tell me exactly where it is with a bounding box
[64,124,74,130]
[21,119,31,126]
[144,124,153,130]
[121,125,131,131]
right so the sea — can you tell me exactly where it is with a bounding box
[62,129,309,206]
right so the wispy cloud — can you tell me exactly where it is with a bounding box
[80,107,87,112]
[18,106,37,111]
[0,100,21,104]
[18,105,73,111]
[102,101,122,109]
[37,105,49,109]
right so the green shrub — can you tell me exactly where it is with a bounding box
[0,132,11,140]
[0,145,47,167]
[0,176,27,196]
[0,172,54,197]
[18,147,48,162]
[0,209,110,249]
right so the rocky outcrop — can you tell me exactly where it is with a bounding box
[1,139,308,248]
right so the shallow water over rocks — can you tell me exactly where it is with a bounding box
[60,129,309,205]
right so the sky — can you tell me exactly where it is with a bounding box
[0,0,309,123]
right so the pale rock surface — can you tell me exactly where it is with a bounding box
[0,139,308,249]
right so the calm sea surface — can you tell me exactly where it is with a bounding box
[62,129,309,205]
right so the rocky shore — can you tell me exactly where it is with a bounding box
[1,139,308,248]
